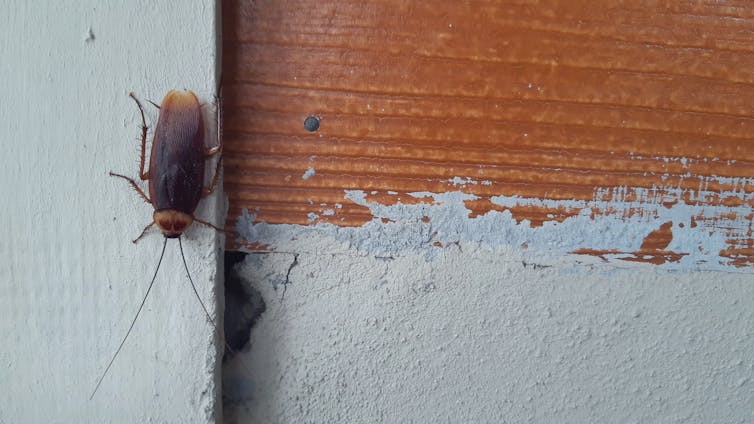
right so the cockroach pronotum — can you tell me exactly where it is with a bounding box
[91,90,225,399]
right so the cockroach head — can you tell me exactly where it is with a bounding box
[153,210,194,238]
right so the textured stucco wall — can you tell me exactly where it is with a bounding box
[225,232,754,423]
[0,2,222,423]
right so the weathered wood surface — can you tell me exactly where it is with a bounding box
[223,0,754,266]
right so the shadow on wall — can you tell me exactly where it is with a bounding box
[222,251,265,408]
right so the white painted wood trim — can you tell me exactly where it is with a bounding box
[0,1,223,422]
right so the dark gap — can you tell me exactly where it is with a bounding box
[223,251,266,362]
[222,251,266,410]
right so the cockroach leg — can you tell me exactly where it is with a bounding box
[204,145,222,157]
[205,90,223,159]
[132,221,155,244]
[202,155,223,197]
[109,172,151,204]
[193,216,228,234]
[128,93,151,181]
[203,90,223,197]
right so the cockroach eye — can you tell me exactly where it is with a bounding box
[304,116,320,132]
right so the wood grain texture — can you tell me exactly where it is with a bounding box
[223,0,754,265]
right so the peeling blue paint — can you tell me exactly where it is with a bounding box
[236,175,754,271]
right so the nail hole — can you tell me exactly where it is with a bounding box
[304,116,320,132]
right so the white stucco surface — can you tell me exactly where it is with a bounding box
[0,2,222,423]
[225,236,754,423]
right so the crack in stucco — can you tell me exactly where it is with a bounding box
[280,254,299,304]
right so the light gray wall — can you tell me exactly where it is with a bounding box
[225,237,754,423]
[0,2,222,423]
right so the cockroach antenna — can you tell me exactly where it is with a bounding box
[90,238,167,400]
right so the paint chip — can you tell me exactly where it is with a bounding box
[302,167,316,180]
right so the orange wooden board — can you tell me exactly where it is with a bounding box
[222,0,754,268]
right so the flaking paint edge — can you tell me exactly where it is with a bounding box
[236,174,754,272]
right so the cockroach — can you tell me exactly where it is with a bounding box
[91,90,225,399]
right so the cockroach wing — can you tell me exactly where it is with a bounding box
[148,90,205,215]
